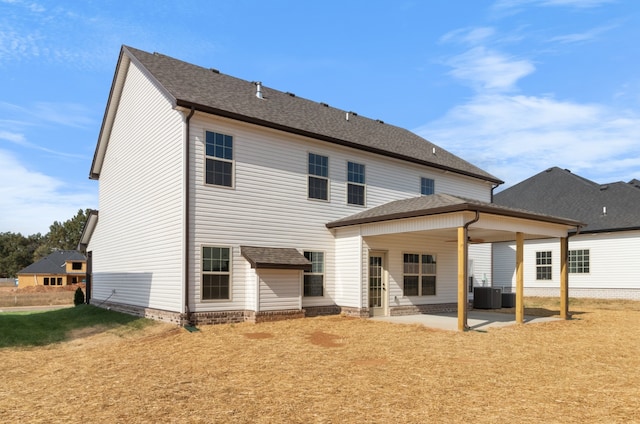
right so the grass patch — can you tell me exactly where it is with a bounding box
[0,304,152,348]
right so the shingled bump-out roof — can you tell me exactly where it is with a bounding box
[91,45,503,184]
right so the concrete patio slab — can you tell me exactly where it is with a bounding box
[372,310,560,331]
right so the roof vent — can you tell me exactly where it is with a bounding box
[600,185,609,191]
[320,102,329,107]
[432,147,437,155]
[376,119,384,124]
[254,81,263,99]
[602,206,607,216]
[286,92,296,97]
[210,68,220,74]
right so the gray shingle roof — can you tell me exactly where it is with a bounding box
[17,250,86,275]
[326,193,582,229]
[494,167,640,233]
[121,46,502,184]
[240,246,312,271]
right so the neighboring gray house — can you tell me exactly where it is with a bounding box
[79,46,581,329]
[493,167,640,300]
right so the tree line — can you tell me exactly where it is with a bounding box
[0,209,89,278]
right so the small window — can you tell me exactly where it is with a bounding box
[536,251,552,280]
[44,277,49,286]
[72,262,82,270]
[421,177,435,195]
[403,253,436,296]
[303,251,324,296]
[308,153,329,200]
[569,249,590,274]
[205,131,234,187]
[57,278,62,285]
[347,161,365,206]
[202,246,231,300]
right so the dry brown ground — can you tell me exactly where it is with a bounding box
[0,284,83,307]
[1,298,639,423]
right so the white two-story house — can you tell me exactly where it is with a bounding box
[80,46,581,329]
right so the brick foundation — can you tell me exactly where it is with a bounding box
[304,305,342,317]
[90,300,184,325]
[339,306,371,318]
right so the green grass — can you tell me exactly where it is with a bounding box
[0,305,153,348]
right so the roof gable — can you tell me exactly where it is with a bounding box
[91,45,502,184]
[494,167,640,233]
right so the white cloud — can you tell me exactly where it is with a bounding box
[548,23,617,44]
[0,149,96,234]
[444,46,535,92]
[440,27,496,45]
[417,93,640,187]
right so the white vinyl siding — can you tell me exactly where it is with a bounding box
[88,60,184,313]
[258,270,301,311]
[493,230,640,299]
[189,114,492,312]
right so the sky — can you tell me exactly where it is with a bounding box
[1,0,639,235]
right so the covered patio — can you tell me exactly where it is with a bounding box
[327,194,583,331]
[372,309,561,331]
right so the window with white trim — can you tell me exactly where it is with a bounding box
[202,246,231,300]
[403,253,437,296]
[308,153,329,200]
[421,177,435,195]
[347,161,365,206]
[536,251,552,280]
[569,249,590,274]
[303,251,324,296]
[205,131,233,187]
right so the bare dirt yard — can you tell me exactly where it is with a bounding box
[1,298,639,423]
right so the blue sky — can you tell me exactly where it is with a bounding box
[1,0,639,235]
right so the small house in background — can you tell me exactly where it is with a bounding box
[16,250,86,287]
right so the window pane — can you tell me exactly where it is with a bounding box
[422,254,436,274]
[206,159,233,187]
[202,274,230,300]
[421,177,434,195]
[308,153,328,177]
[206,131,233,160]
[203,247,230,272]
[347,184,365,205]
[422,276,436,296]
[308,176,328,200]
[347,162,365,184]
[404,254,419,274]
[404,276,419,296]
[304,275,324,296]
[304,251,324,273]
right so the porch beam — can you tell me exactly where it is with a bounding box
[560,237,569,319]
[516,232,524,324]
[457,226,467,331]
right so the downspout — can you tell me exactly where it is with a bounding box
[183,106,195,326]
[461,210,480,330]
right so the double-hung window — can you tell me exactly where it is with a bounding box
[303,251,324,296]
[569,249,590,274]
[205,131,233,187]
[421,177,435,195]
[202,246,231,300]
[536,251,552,280]
[347,161,366,206]
[308,153,329,200]
[403,253,437,296]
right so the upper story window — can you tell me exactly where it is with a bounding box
[421,177,435,195]
[308,153,329,200]
[71,262,83,270]
[536,251,552,280]
[569,249,590,274]
[347,161,365,206]
[205,131,234,187]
